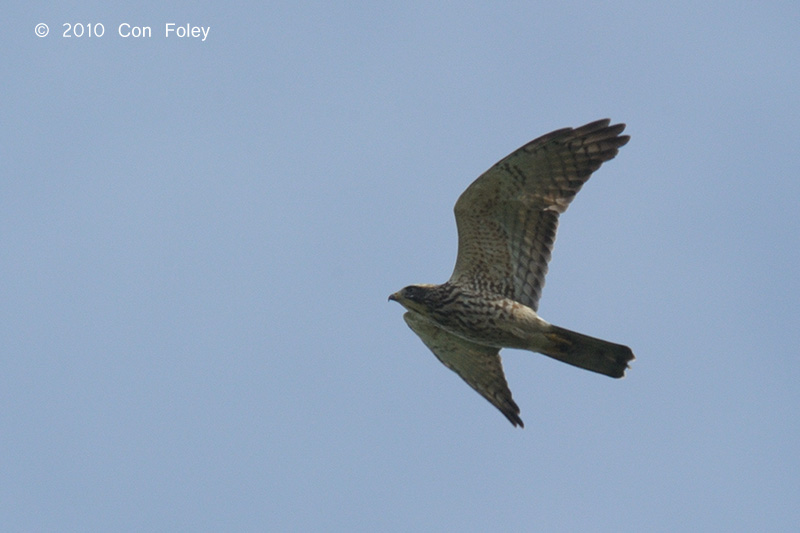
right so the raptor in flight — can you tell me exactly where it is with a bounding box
[389,119,635,427]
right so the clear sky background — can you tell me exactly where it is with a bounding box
[3,2,798,531]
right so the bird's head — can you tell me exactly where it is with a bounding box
[388,284,437,314]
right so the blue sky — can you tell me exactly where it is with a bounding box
[3,2,799,531]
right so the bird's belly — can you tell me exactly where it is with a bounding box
[431,297,550,349]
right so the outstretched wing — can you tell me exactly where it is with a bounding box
[450,119,629,311]
[403,311,523,427]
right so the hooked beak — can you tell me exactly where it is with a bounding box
[388,292,399,302]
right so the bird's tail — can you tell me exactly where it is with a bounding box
[539,324,634,378]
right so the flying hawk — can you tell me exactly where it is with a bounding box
[389,119,635,427]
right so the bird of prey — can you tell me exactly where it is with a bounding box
[389,119,634,427]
